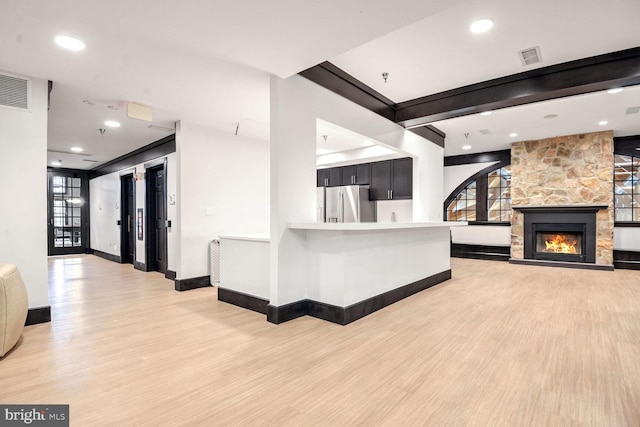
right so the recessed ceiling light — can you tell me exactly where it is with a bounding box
[510,133,518,138]
[480,111,492,116]
[544,114,558,119]
[54,35,85,51]
[104,120,120,128]
[70,147,83,152]
[462,145,472,150]
[51,161,62,166]
[470,19,493,34]
[598,120,608,126]
[607,88,624,94]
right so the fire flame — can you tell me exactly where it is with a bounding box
[544,234,578,254]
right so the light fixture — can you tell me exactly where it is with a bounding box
[607,88,624,94]
[598,120,608,126]
[462,145,472,150]
[509,133,518,138]
[54,35,85,51]
[70,147,83,152]
[480,111,492,116]
[470,19,493,34]
[104,120,120,128]
[51,160,62,166]
[382,72,389,83]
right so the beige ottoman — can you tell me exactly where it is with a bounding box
[0,263,28,357]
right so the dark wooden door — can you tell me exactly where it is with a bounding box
[369,160,392,200]
[147,166,167,274]
[392,158,413,199]
[120,174,135,264]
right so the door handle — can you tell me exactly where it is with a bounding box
[390,189,393,199]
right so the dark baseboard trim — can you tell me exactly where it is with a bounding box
[165,269,177,280]
[25,306,51,326]
[93,250,122,264]
[451,244,511,261]
[267,300,308,324]
[218,288,269,315]
[613,250,640,270]
[175,275,211,291]
[509,258,614,271]
[134,261,148,272]
[267,269,452,325]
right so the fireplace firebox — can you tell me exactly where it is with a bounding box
[532,223,586,262]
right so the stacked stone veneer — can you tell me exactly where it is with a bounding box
[511,131,614,265]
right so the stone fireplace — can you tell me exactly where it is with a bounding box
[510,131,614,269]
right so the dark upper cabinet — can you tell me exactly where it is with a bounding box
[369,158,413,200]
[317,167,341,187]
[341,163,370,186]
[391,157,413,199]
[369,160,392,200]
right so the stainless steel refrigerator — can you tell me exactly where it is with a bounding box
[324,185,376,223]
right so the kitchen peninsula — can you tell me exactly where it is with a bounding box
[218,221,466,325]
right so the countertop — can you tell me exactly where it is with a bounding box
[218,233,270,242]
[287,221,467,231]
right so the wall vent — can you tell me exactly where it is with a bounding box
[147,124,174,133]
[518,46,542,67]
[626,106,640,115]
[0,73,29,109]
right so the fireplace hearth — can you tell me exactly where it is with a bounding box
[511,205,611,270]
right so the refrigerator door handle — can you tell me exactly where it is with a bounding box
[339,191,343,222]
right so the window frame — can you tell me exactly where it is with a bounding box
[444,160,511,225]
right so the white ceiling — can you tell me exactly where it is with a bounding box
[1,0,639,169]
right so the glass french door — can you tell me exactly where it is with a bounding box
[47,171,89,255]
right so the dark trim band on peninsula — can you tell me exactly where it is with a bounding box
[267,269,451,325]
[174,276,211,291]
[25,306,51,325]
[93,250,122,264]
[89,134,175,178]
[218,288,269,315]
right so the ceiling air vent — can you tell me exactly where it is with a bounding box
[147,124,174,132]
[83,159,99,163]
[518,46,542,67]
[0,73,29,109]
[479,129,491,135]
[626,106,640,115]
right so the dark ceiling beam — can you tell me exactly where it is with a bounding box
[298,62,446,147]
[395,46,640,127]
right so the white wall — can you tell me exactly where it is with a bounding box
[175,121,270,280]
[270,74,444,306]
[0,76,48,308]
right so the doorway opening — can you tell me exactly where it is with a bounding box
[47,169,89,255]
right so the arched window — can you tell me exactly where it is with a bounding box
[446,164,511,223]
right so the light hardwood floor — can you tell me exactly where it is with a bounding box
[2,255,640,426]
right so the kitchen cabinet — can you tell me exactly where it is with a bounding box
[317,167,341,187]
[341,163,370,186]
[369,158,413,200]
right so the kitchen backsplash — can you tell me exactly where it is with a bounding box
[376,200,413,222]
